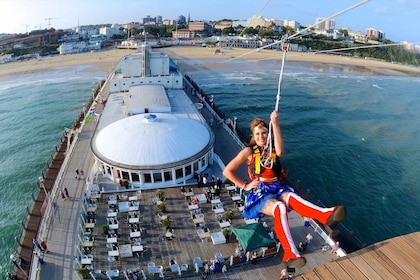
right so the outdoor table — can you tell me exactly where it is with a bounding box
[219,221,231,228]
[82,241,93,248]
[183,192,194,197]
[132,245,144,252]
[193,217,205,224]
[107,237,117,243]
[130,231,141,238]
[129,217,139,223]
[129,195,138,201]
[119,244,133,258]
[81,257,92,265]
[90,193,101,199]
[108,199,117,205]
[108,250,119,257]
[211,198,221,205]
[195,193,207,204]
[231,195,242,202]
[85,223,95,229]
[109,223,119,229]
[188,204,198,210]
[198,231,211,239]
[107,211,117,218]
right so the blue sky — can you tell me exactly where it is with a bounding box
[1,0,419,43]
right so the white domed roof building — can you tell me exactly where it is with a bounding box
[90,46,214,189]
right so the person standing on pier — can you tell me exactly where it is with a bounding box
[33,239,42,251]
[60,189,66,200]
[40,240,49,253]
[223,111,346,269]
[63,187,69,198]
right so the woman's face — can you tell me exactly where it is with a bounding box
[253,126,268,147]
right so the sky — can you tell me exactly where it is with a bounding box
[0,0,419,43]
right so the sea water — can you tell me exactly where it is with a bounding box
[0,66,105,277]
[186,59,420,246]
[1,59,419,277]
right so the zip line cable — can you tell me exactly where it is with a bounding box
[224,0,371,63]
[261,0,371,168]
[261,39,288,169]
[228,0,272,49]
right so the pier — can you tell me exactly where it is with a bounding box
[9,51,420,280]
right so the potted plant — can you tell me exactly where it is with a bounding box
[158,202,167,213]
[102,224,109,236]
[225,208,234,221]
[161,217,172,228]
[156,189,165,201]
[222,228,231,240]
[77,267,90,279]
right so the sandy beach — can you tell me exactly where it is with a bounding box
[161,46,420,77]
[1,46,420,79]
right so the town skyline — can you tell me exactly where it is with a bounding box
[1,0,419,44]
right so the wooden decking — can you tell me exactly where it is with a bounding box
[296,231,420,279]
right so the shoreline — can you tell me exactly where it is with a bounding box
[1,46,420,80]
[161,46,420,77]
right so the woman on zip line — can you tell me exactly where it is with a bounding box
[223,110,346,269]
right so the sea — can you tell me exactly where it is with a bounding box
[1,58,419,277]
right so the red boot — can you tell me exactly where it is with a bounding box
[285,193,346,226]
[272,202,306,268]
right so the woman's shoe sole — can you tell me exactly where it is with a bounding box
[286,257,306,268]
[327,206,346,226]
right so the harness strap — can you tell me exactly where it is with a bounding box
[253,145,261,175]
[253,145,277,174]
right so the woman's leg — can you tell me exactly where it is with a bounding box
[262,200,306,267]
[283,192,346,225]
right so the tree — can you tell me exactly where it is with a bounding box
[222,27,235,36]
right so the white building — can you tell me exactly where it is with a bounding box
[315,18,336,30]
[92,46,214,189]
[283,20,301,30]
